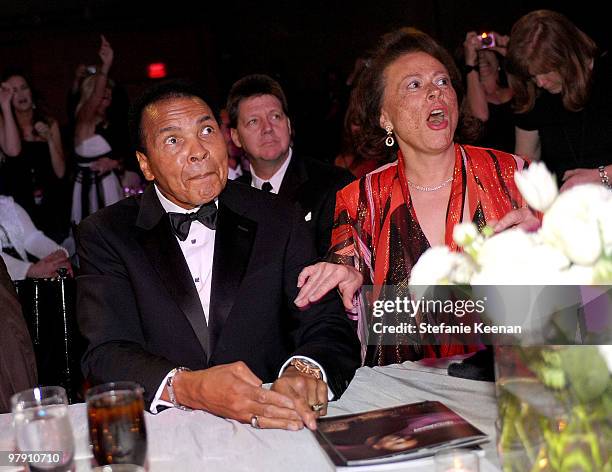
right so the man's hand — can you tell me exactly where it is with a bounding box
[26,250,72,278]
[271,366,328,431]
[492,208,540,233]
[171,361,304,430]
[561,167,600,192]
[295,262,363,310]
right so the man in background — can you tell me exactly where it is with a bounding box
[228,74,354,257]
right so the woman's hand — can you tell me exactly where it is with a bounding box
[560,168,601,192]
[33,121,50,141]
[26,250,72,278]
[490,31,510,56]
[492,208,541,233]
[0,82,14,109]
[98,34,114,69]
[120,170,143,194]
[90,156,118,175]
[463,31,480,66]
[294,262,363,310]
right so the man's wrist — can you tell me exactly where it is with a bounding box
[289,358,322,380]
[167,367,192,410]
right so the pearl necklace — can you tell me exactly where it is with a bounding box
[406,176,453,192]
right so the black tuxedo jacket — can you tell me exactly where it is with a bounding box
[238,154,354,257]
[76,181,360,406]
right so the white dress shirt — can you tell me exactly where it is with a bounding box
[150,182,330,413]
[154,186,216,324]
[250,148,292,194]
[0,196,69,280]
[151,186,216,412]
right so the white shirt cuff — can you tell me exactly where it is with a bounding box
[149,370,174,414]
[278,356,334,401]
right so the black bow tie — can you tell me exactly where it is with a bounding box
[168,201,217,241]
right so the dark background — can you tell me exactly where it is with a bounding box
[1,0,607,159]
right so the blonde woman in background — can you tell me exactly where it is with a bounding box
[71,35,125,224]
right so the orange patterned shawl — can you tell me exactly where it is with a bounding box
[329,144,529,366]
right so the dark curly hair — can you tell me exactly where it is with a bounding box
[1,68,53,127]
[351,27,468,159]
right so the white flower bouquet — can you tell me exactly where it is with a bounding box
[409,163,612,471]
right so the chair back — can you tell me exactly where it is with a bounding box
[13,272,84,403]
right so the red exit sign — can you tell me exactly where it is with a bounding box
[147,63,167,79]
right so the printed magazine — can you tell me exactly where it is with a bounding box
[315,401,488,466]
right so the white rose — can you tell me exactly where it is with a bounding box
[599,345,612,374]
[476,229,535,269]
[409,246,474,286]
[597,198,612,256]
[472,229,569,284]
[541,185,608,265]
[557,264,594,284]
[449,255,476,284]
[514,161,558,212]
[453,222,479,247]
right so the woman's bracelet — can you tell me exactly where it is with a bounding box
[598,165,612,189]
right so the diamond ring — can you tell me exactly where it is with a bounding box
[311,403,325,412]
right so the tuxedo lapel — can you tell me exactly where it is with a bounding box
[136,185,210,359]
[208,198,257,356]
[278,154,308,201]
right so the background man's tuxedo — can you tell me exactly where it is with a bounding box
[76,181,360,406]
[238,155,354,257]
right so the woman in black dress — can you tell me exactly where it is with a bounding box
[0,71,68,241]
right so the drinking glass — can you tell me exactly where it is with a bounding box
[86,382,147,467]
[11,386,75,472]
[434,447,480,472]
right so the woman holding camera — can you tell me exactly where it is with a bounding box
[0,71,67,241]
[462,31,514,153]
[507,9,612,191]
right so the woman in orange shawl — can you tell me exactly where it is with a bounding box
[296,28,538,367]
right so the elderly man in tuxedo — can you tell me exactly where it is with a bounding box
[76,80,360,431]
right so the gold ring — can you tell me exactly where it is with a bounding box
[250,415,261,429]
[311,403,324,412]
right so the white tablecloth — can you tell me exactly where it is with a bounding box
[0,360,501,471]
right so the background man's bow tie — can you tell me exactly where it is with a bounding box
[168,201,217,240]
